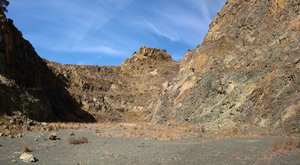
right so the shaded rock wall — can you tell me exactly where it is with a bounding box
[0,15,95,122]
[149,0,300,134]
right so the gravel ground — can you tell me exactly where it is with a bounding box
[0,127,299,165]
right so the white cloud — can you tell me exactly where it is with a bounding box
[8,0,226,65]
[77,61,87,65]
[136,16,179,42]
[68,45,123,55]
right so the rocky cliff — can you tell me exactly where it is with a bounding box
[149,0,300,134]
[45,46,179,122]
[1,0,299,135]
[0,14,95,122]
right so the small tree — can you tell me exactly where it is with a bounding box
[162,49,167,53]
[0,0,9,13]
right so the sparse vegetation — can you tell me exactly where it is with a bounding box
[68,137,88,145]
[162,49,167,53]
[102,150,114,157]
[272,140,298,154]
[0,0,9,13]
[21,140,30,152]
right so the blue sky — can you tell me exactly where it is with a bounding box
[7,0,226,66]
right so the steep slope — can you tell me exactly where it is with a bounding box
[46,46,180,122]
[0,14,95,122]
[150,0,300,134]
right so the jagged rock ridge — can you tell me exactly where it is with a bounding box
[0,14,95,122]
[1,0,299,135]
[149,0,300,134]
[45,46,180,122]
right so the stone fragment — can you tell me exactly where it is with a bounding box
[41,122,48,126]
[20,153,36,163]
[48,133,57,140]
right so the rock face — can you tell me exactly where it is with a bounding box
[1,0,299,135]
[149,0,300,134]
[0,13,95,122]
[46,46,180,121]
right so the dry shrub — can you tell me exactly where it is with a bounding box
[273,141,283,153]
[120,132,132,138]
[129,130,145,137]
[285,140,294,151]
[136,131,145,137]
[105,131,115,137]
[10,127,20,135]
[273,140,298,154]
[148,132,174,141]
[195,133,204,137]
[148,132,162,140]
[68,137,88,145]
[21,140,30,152]
[97,131,106,136]
[94,129,101,134]
[102,150,114,157]
[0,114,8,124]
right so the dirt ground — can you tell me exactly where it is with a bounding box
[0,123,299,165]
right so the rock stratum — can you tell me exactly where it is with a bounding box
[1,0,300,134]
[149,0,300,134]
[45,47,179,122]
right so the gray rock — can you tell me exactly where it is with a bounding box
[20,153,36,163]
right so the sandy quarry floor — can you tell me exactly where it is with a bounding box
[0,123,299,165]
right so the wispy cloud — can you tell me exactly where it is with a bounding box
[77,61,87,65]
[66,45,123,55]
[7,0,226,65]
[135,15,179,42]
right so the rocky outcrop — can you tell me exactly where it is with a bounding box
[0,14,95,122]
[1,0,299,135]
[45,46,180,122]
[149,0,300,134]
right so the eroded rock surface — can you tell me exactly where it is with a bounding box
[46,46,180,122]
[149,0,300,134]
[1,0,299,135]
[0,13,95,122]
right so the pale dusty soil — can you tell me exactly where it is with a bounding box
[0,125,299,165]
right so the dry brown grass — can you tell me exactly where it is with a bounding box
[272,140,299,154]
[273,141,284,153]
[49,122,81,130]
[0,114,8,124]
[102,150,114,157]
[285,140,294,151]
[68,137,88,145]
[21,140,30,152]
[96,130,116,137]
[93,122,203,141]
